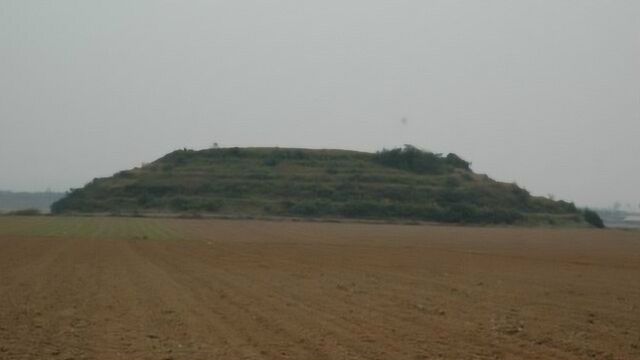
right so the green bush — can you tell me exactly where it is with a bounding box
[202,199,224,212]
[583,209,605,228]
[167,197,224,213]
[326,166,339,175]
[373,145,470,174]
[373,145,444,173]
[169,197,190,211]
[6,208,42,216]
[339,201,383,218]
[288,200,335,216]
[263,158,279,167]
[445,153,471,170]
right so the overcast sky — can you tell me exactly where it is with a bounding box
[1,1,638,208]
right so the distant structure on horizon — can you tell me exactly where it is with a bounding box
[624,215,640,223]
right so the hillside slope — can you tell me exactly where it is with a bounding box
[51,146,585,225]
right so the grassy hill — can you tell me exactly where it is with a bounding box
[51,146,592,226]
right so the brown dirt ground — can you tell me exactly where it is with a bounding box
[0,217,639,359]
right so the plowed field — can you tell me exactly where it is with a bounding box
[0,217,639,359]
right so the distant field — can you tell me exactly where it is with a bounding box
[0,191,64,213]
[0,216,638,359]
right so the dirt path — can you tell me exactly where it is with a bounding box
[1,218,639,359]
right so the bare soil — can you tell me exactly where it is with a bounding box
[1,218,639,359]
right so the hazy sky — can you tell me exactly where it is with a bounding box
[1,1,638,208]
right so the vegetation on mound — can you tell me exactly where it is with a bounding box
[373,145,470,173]
[583,209,605,228]
[51,146,597,226]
